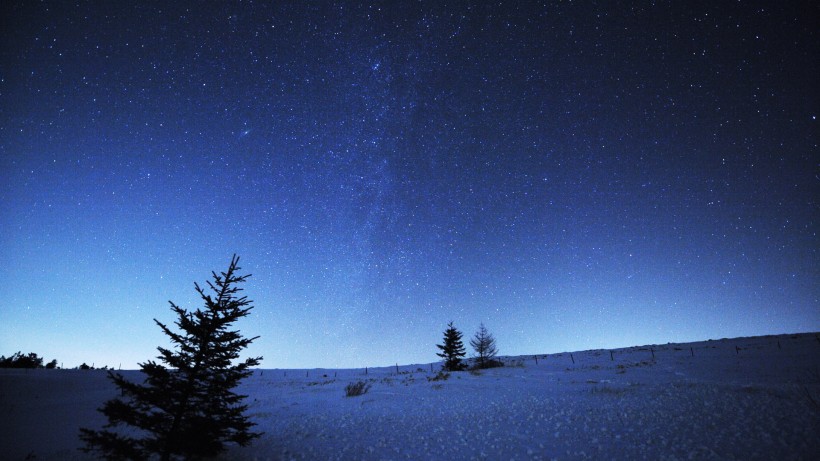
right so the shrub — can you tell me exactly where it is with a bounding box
[345,380,371,397]
[427,371,450,382]
[470,357,504,370]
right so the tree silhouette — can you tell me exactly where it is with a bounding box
[436,321,467,371]
[470,323,499,369]
[80,255,263,461]
[0,352,45,368]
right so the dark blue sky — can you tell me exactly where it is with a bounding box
[1,1,817,369]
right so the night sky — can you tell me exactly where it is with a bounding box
[1,1,817,370]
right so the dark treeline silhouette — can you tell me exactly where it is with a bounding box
[0,352,57,369]
[77,363,113,370]
[0,352,108,370]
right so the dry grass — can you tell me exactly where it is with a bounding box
[345,380,371,397]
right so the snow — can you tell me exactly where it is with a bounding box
[2,333,819,460]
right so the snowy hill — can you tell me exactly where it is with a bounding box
[2,333,818,460]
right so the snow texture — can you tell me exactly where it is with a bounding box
[2,333,818,460]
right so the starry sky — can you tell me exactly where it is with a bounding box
[1,1,817,370]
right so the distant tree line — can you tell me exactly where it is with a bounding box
[0,351,57,369]
[77,363,114,370]
[436,322,501,371]
[0,352,112,370]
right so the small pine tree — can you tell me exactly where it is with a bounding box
[80,255,263,461]
[436,321,467,371]
[470,323,498,369]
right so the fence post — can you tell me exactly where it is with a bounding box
[396,363,399,374]
[570,353,575,364]
[610,350,614,361]
[650,349,655,360]
[535,355,538,365]
[690,347,694,357]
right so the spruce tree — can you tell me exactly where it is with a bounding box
[470,323,499,369]
[436,321,467,371]
[80,255,263,461]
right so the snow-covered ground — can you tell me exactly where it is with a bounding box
[2,333,818,460]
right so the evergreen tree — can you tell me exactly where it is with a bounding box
[470,323,499,369]
[436,321,466,371]
[80,255,263,461]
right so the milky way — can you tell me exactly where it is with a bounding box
[1,1,817,368]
